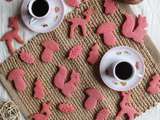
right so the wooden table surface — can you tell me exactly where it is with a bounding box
[0,0,160,119]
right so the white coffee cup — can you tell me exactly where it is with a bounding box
[28,0,51,24]
[107,60,143,81]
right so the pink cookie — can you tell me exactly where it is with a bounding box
[115,92,139,120]
[8,68,26,92]
[62,70,80,97]
[68,44,83,60]
[95,108,110,120]
[147,74,160,95]
[122,13,148,43]
[19,51,35,64]
[53,65,80,97]
[34,79,45,100]
[97,22,117,46]
[87,43,99,65]
[32,114,47,120]
[66,0,89,8]
[1,16,24,54]
[67,70,80,86]
[84,88,104,110]
[62,83,76,97]
[32,102,51,120]
[58,103,75,113]
[41,40,60,63]
[66,0,80,8]
[68,8,94,38]
[40,102,51,116]
[53,65,68,89]
[104,0,118,15]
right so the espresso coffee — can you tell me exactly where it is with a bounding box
[115,62,133,80]
[32,0,49,17]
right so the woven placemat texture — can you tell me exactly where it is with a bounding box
[0,0,160,119]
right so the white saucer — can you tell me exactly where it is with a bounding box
[21,0,65,33]
[100,46,145,91]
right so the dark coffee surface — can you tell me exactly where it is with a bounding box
[115,62,133,80]
[32,0,49,17]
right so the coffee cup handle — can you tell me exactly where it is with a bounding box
[29,17,38,25]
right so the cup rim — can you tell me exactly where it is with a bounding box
[28,0,51,19]
[113,60,136,81]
